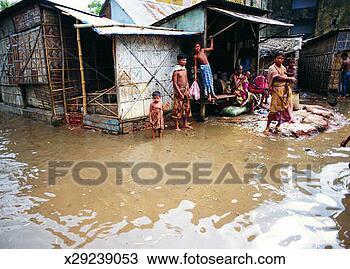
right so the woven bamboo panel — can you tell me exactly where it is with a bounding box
[0,26,47,85]
[115,35,180,120]
[12,4,41,32]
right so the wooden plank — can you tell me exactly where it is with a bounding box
[83,114,121,133]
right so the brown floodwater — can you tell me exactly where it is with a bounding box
[1,102,350,249]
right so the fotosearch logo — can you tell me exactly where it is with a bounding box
[48,161,313,186]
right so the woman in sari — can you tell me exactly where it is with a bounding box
[263,52,296,136]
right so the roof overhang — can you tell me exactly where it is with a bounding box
[209,7,293,27]
[56,5,199,36]
[75,23,199,36]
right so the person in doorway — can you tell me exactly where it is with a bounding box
[194,37,217,102]
[340,52,350,99]
[263,52,296,136]
[149,91,170,139]
[172,53,192,131]
[231,65,245,92]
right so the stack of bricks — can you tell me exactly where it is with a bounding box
[122,117,152,134]
[121,113,173,134]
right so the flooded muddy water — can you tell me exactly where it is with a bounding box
[1,103,350,249]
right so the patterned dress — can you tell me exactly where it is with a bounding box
[150,106,164,130]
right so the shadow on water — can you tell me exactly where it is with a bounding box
[0,104,350,248]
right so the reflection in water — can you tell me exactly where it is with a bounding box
[0,110,350,249]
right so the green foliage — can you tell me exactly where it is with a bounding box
[88,0,102,15]
[0,0,16,11]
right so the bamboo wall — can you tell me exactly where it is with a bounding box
[0,2,114,115]
[115,35,179,120]
[299,30,350,93]
[299,34,337,93]
[0,4,48,107]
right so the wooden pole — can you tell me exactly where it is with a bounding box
[42,24,57,116]
[59,13,67,116]
[201,9,208,120]
[209,21,238,40]
[76,24,87,115]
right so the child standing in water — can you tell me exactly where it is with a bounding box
[172,53,192,131]
[149,91,169,139]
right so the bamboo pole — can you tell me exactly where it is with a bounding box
[59,13,67,116]
[94,100,119,117]
[87,85,115,105]
[76,24,87,115]
[209,21,238,40]
[42,24,57,116]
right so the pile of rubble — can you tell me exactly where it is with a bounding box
[221,104,348,138]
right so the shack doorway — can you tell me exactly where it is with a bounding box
[66,26,116,118]
[180,8,260,118]
[206,8,259,86]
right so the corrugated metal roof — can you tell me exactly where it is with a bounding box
[209,7,294,27]
[113,0,184,25]
[56,5,197,36]
[153,0,270,26]
[260,37,303,57]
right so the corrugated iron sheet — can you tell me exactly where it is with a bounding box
[56,6,118,27]
[209,7,294,27]
[113,0,183,25]
[55,5,197,36]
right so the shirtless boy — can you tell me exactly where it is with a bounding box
[341,52,350,99]
[172,53,192,131]
[194,37,216,102]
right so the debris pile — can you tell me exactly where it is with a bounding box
[221,104,348,138]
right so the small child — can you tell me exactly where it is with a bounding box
[286,58,296,77]
[252,70,269,106]
[242,71,251,91]
[149,91,169,139]
[286,58,297,91]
